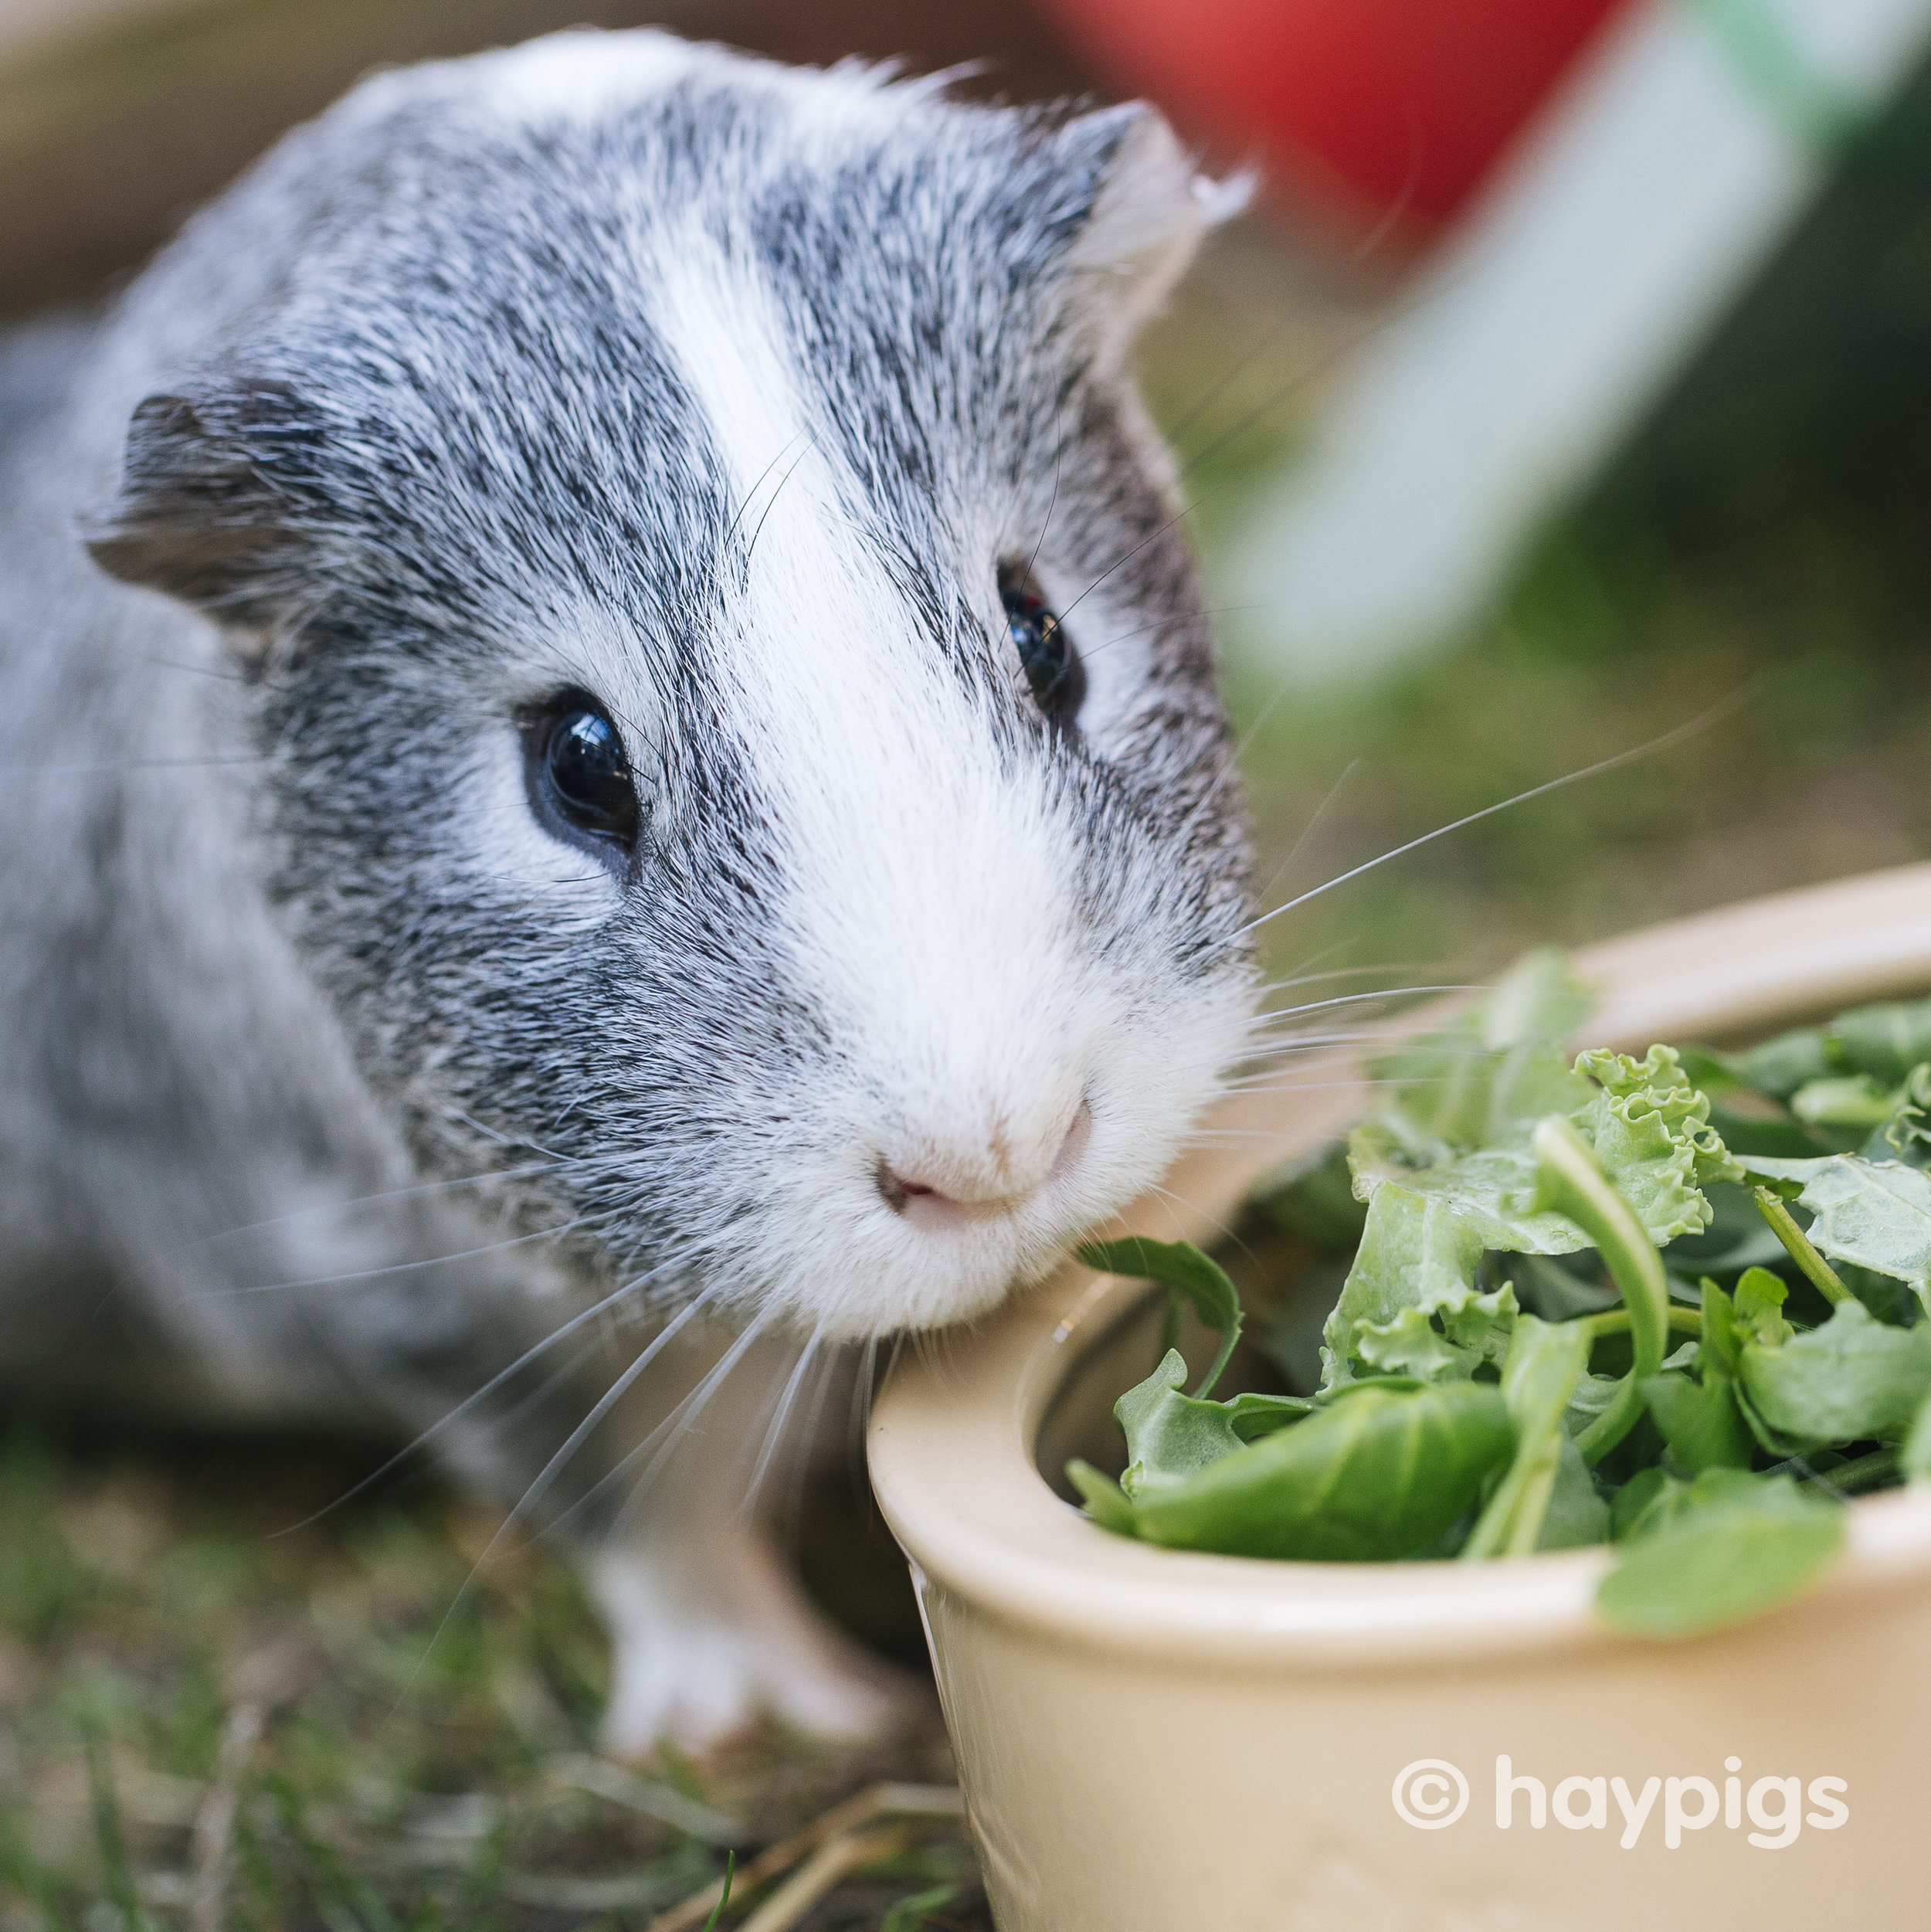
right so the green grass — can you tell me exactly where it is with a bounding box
[0,1424,975,1930]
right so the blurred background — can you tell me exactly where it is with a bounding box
[8,0,1931,1923]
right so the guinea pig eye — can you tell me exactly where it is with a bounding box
[524,694,641,857]
[999,564,1084,725]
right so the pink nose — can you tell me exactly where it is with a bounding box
[880,1100,1090,1226]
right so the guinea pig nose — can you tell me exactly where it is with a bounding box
[879,1100,1091,1224]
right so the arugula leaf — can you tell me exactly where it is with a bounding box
[1595,1472,1844,1638]
[1461,1315,1595,1558]
[1609,1465,1680,1540]
[1069,1380,1513,1562]
[1224,1390,1318,1441]
[1736,1299,1931,1448]
[1078,1238,1242,1397]
[1538,1438,1612,1549]
[1641,1369,1753,1473]
[1113,1350,1248,1499]
[1733,1266,1794,1346]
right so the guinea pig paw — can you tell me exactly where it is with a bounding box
[589,1533,925,1761]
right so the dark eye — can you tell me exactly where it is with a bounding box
[526,695,640,857]
[999,565,1084,725]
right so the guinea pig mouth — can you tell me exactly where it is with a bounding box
[874,1099,1091,1234]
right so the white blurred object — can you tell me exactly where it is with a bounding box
[1224,0,1931,688]
[0,0,204,63]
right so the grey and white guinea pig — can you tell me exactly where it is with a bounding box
[0,29,1255,1749]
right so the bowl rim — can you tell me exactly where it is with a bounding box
[869,861,1931,1669]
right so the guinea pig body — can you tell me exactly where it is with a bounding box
[0,30,1254,1751]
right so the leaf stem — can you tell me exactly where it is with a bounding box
[1532,1116,1670,1464]
[1578,1306,1703,1343]
[1794,1448,1899,1497]
[1751,1187,1852,1304]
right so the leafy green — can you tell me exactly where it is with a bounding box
[1068,1381,1512,1561]
[1321,981,1745,1390]
[1529,1115,1671,1464]
[1461,1316,1596,1557]
[1642,1356,1753,1473]
[1773,1157,1931,1313]
[1078,1238,1243,1396]
[1071,957,1925,1635]
[1112,1350,1248,1499]
[1829,1000,1931,1085]
[1736,1299,1931,1446]
[1594,1472,1844,1638]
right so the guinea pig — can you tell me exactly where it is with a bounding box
[0,29,1255,1754]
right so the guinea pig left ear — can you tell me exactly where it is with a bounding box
[81,375,324,644]
[1050,103,1251,369]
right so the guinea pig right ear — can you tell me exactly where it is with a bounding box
[1047,103,1251,373]
[82,376,324,644]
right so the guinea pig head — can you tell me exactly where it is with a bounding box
[83,33,1257,1339]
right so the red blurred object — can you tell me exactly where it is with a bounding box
[1037,0,1631,239]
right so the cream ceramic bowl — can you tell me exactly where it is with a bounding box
[870,864,1931,1932]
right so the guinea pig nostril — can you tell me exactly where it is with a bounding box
[877,1160,938,1214]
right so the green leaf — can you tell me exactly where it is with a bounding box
[1609,1465,1680,1540]
[1875,1063,1931,1166]
[1641,1368,1753,1473]
[1595,1472,1844,1638]
[1828,997,1931,1085]
[1734,1267,1794,1346]
[1318,1179,1491,1387]
[1111,1349,1248,1499]
[1904,1392,1931,1481]
[1354,1304,1475,1380]
[1736,1299,1931,1448]
[1736,1027,1834,1102]
[1223,1390,1318,1441]
[1363,949,1594,1159]
[1790,1074,1897,1129]
[1077,1238,1242,1397]
[1773,1156,1931,1312]
[1462,1314,1593,1558]
[1532,1116,1671,1464]
[1075,1381,1514,1562]
[1538,1436,1612,1550]
[1065,1460,1139,1535]
[1572,1044,1740,1238]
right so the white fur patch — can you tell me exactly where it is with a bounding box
[630,229,1245,1336]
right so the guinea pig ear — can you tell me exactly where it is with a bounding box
[82,375,324,645]
[1050,103,1249,371]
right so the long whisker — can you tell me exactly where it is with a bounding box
[596,1309,782,1542]
[1222,691,1753,952]
[182,1158,576,1251]
[389,1292,726,1710]
[266,1253,706,1536]
[192,1219,582,1298]
[740,1326,825,1517]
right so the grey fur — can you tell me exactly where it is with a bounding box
[0,31,1252,1746]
